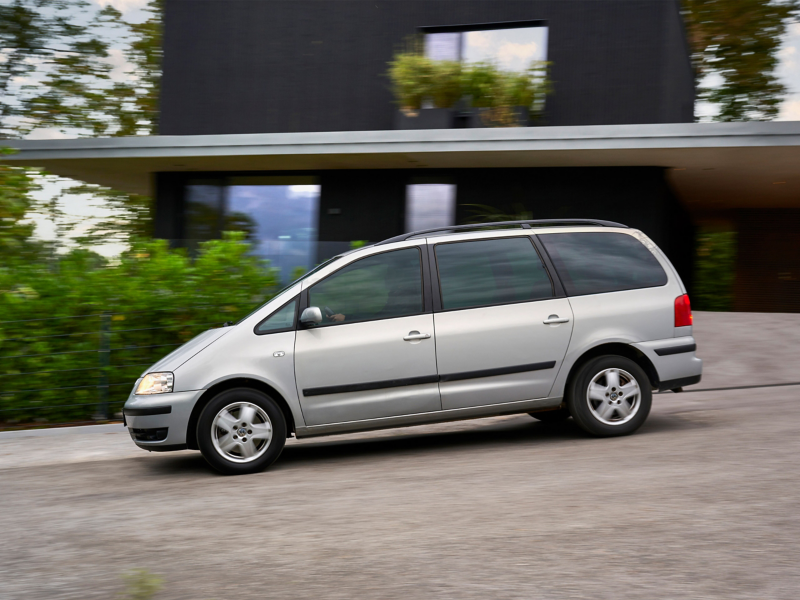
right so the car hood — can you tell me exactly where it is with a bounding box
[142,327,232,375]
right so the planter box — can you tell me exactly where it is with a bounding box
[394,108,455,130]
[468,107,530,128]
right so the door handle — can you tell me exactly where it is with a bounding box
[543,315,570,325]
[403,331,431,341]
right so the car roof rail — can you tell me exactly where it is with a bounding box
[375,219,629,246]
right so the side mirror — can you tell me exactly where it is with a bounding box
[299,306,323,327]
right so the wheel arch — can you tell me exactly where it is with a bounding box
[563,343,659,398]
[185,377,297,450]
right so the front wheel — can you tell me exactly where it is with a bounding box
[197,388,287,475]
[567,355,652,437]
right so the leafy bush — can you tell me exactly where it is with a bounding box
[389,51,551,124]
[0,233,280,426]
[388,52,435,110]
[430,60,464,108]
[693,230,737,311]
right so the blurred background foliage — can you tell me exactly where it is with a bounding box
[682,0,799,121]
[0,233,280,426]
[693,230,737,311]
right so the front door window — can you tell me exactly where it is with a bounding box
[309,248,423,325]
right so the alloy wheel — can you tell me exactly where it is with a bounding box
[586,368,641,425]
[211,401,273,463]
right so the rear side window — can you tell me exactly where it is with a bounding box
[435,237,553,310]
[539,232,667,296]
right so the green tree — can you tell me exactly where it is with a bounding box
[683,0,799,121]
[0,0,163,138]
[0,148,41,260]
[0,0,164,249]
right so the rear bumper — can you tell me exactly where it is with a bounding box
[633,336,703,390]
[123,389,203,450]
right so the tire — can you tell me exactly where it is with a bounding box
[197,388,287,475]
[567,355,652,437]
[529,408,571,423]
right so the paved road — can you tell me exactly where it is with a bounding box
[1,312,799,599]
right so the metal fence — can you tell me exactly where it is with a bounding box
[0,307,225,429]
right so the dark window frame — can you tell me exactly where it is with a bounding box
[299,246,431,328]
[253,296,300,336]
[431,234,558,313]
[419,19,547,35]
[537,231,669,297]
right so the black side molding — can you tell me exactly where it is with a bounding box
[439,361,556,383]
[123,405,172,417]
[658,374,701,391]
[654,343,696,356]
[303,362,557,397]
[303,375,439,397]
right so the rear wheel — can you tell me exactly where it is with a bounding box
[197,388,286,475]
[529,408,571,423]
[567,355,651,437]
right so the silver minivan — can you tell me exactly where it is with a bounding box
[124,220,702,475]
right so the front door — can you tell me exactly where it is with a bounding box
[295,246,440,426]
[431,236,574,410]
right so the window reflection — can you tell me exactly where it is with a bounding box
[424,25,548,70]
[309,248,423,325]
[184,178,320,281]
[405,183,456,232]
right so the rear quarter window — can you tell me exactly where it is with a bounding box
[539,232,667,296]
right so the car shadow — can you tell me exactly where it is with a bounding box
[142,410,701,476]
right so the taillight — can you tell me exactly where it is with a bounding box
[675,294,692,327]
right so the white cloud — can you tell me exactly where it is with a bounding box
[496,41,539,69]
[107,47,137,82]
[790,23,800,37]
[26,129,71,140]
[779,45,796,58]
[288,185,321,198]
[466,31,491,49]
[777,96,800,121]
[93,0,149,12]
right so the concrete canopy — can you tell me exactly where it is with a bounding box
[5,121,800,217]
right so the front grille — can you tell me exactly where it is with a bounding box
[129,427,168,443]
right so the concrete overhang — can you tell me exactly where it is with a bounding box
[5,121,800,215]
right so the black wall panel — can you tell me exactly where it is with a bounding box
[161,0,694,135]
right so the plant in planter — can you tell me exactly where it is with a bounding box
[465,60,551,127]
[389,50,464,129]
[388,51,435,112]
[388,45,551,129]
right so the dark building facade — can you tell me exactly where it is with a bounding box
[160,0,694,135]
[151,0,699,292]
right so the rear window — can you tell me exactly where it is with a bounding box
[539,232,667,296]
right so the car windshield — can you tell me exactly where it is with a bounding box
[233,255,343,325]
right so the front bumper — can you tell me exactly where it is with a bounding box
[123,389,204,450]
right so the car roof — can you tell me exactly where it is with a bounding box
[375,219,629,246]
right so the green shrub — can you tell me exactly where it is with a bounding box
[0,233,280,425]
[693,230,737,311]
[388,52,435,111]
[430,60,463,108]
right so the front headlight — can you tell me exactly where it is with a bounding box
[136,372,174,395]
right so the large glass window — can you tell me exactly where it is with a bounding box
[309,248,423,326]
[405,183,456,232]
[435,237,553,310]
[184,177,320,281]
[539,232,668,296]
[425,23,548,70]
